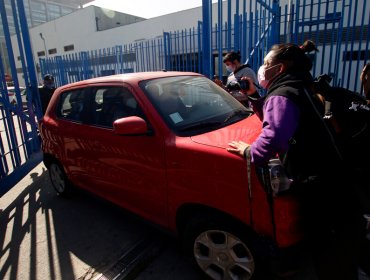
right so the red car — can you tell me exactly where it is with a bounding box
[39,71,303,280]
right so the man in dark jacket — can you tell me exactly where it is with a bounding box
[39,74,56,114]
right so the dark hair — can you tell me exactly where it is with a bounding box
[43,74,54,81]
[223,51,241,63]
[269,40,318,72]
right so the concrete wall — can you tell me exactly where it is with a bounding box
[12,5,203,62]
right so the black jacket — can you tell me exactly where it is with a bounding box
[39,86,55,114]
[266,71,343,182]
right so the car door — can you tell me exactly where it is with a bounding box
[54,87,92,188]
[78,83,168,227]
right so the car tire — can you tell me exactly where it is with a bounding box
[48,161,72,197]
[182,214,262,280]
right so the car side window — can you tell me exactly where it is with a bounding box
[57,89,85,122]
[91,86,144,128]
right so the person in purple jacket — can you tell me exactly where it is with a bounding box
[227,40,365,280]
[228,40,340,182]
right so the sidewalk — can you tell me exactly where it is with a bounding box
[0,163,155,279]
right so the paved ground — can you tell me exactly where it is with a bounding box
[0,163,201,280]
[1,163,369,280]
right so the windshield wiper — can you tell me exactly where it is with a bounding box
[178,121,223,132]
[223,109,252,123]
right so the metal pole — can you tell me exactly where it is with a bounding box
[39,33,48,59]
[218,0,223,79]
[202,0,212,78]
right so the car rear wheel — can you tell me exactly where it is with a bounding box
[183,214,257,280]
[49,161,71,196]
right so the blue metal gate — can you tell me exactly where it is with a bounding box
[0,0,42,196]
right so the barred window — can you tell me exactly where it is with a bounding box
[64,45,74,52]
[48,48,57,55]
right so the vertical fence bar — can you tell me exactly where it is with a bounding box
[327,0,339,77]
[218,0,223,78]
[0,0,22,167]
[17,0,42,121]
[365,15,370,64]
[202,0,213,77]
[346,0,358,90]
[354,0,367,91]
[198,21,203,74]
[333,0,346,86]
[10,0,32,158]
[294,0,300,44]
[319,0,330,74]
[227,0,232,50]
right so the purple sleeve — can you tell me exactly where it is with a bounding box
[250,95,300,166]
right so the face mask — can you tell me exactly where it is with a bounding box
[258,65,269,89]
[258,63,283,89]
[226,64,236,73]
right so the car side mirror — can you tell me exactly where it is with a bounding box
[113,116,148,135]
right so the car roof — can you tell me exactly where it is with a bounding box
[58,71,203,91]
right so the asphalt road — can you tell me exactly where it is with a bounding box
[1,163,368,280]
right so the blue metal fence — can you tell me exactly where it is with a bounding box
[0,0,42,197]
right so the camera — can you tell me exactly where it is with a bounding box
[238,79,250,90]
[226,79,250,91]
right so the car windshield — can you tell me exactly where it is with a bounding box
[140,75,253,136]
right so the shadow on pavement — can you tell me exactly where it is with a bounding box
[0,166,172,280]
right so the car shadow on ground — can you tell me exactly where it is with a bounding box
[0,166,200,280]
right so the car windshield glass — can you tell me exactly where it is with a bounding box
[140,75,253,136]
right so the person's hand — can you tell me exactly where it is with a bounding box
[227,140,250,157]
[240,77,257,96]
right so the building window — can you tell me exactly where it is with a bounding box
[30,1,47,24]
[64,44,74,52]
[61,6,73,16]
[37,51,46,57]
[47,3,61,20]
[48,48,57,55]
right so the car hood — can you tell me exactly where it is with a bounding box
[190,114,262,149]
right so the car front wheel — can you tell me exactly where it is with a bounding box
[183,214,256,280]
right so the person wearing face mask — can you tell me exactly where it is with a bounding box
[227,40,367,279]
[39,74,56,114]
[214,51,259,106]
